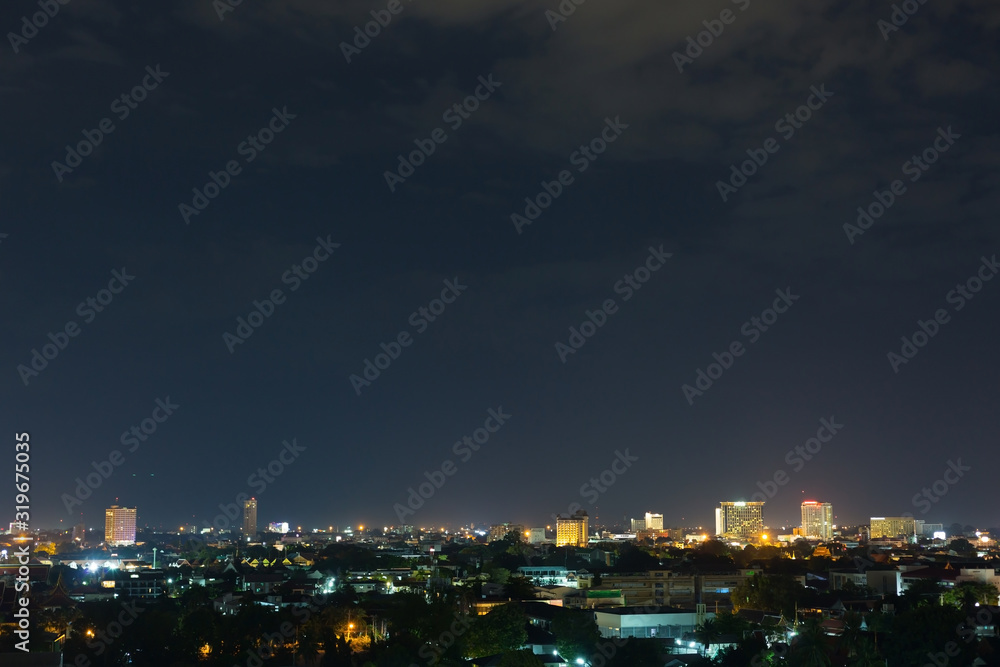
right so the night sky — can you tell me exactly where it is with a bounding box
[3,0,998,535]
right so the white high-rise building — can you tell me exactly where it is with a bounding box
[644,512,664,530]
[801,501,833,540]
[716,501,764,539]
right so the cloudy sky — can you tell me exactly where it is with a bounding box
[2,0,998,535]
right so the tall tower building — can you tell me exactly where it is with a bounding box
[716,501,764,539]
[243,498,258,540]
[801,501,834,540]
[105,505,137,546]
[644,512,664,530]
[556,510,589,547]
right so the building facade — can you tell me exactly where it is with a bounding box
[870,516,916,539]
[243,498,258,539]
[527,527,548,544]
[594,606,712,639]
[105,505,137,546]
[716,502,764,539]
[556,510,589,547]
[801,501,833,540]
[488,522,524,542]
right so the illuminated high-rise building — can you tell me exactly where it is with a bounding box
[801,501,833,540]
[870,516,916,539]
[243,498,258,539]
[644,512,664,530]
[556,510,589,547]
[105,505,137,546]
[716,501,764,539]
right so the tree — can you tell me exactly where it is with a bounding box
[950,538,975,556]
[466,603,528,657]
[612,544,660,572]
[788,618,831,667]
[498,648,544,666]
[883,603,976,665]
[712,635,769,667]
[712,610,752,638]
[900,578,944,611]
[837,611,864,659]
[839,580,875,599]
[483,564,511,587]
[321,633,354,667]
[551,608,600,661]
[731,573,803,617]
[696,540,731,558]
[695,618,721,655]
[944,581,999,610]
[847,638,882,667]
[504,575,537,600]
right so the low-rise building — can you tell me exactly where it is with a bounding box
[594,605,713,639]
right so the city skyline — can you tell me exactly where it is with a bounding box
[3,0,996,536]
[43,494,977,540]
